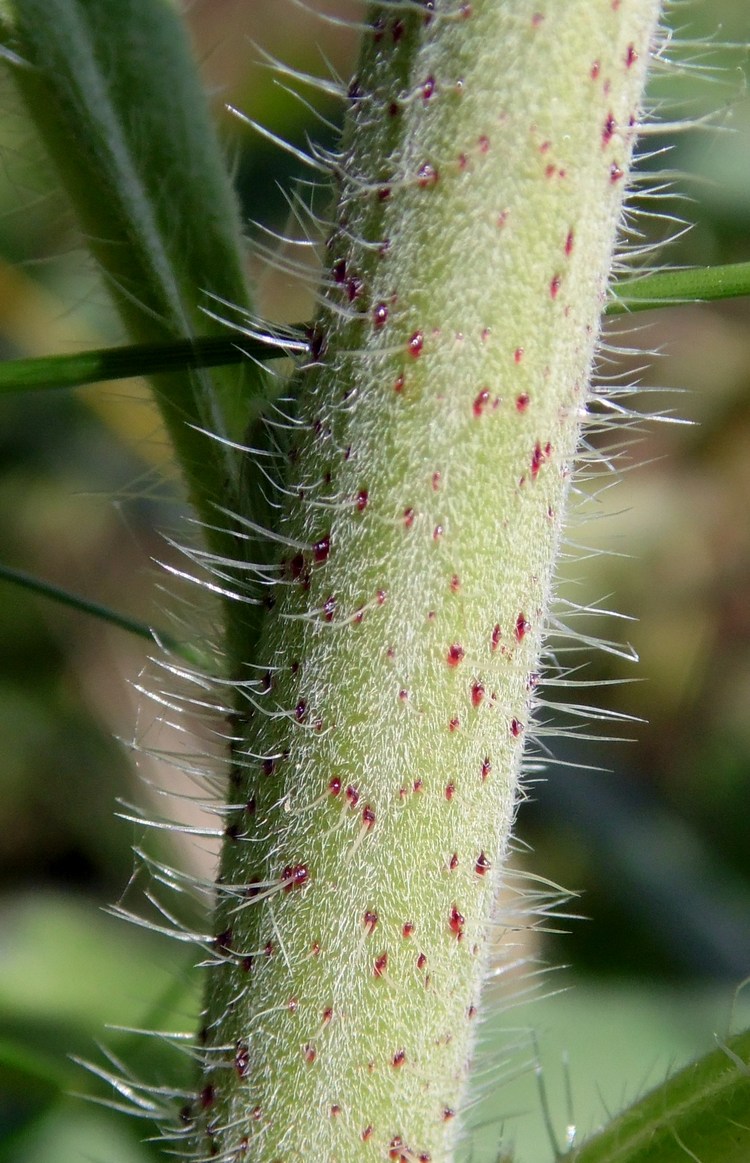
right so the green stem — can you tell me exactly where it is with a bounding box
[1,258,747,395]
[0,562,208,667]
[0,334,302,395]
[191,4,663,1160]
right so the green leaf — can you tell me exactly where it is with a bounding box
[566,1027,750,1163]
[608,261,750,314]
[0,0,256,565]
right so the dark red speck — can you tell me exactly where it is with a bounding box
[491,623,502,650]
[450,574,461,592]
[322,1007,333,1025]
[373,301,389,328]
[481,757,491,780]
[313,535,330,563]
[235,1042,250,1078]
[200,1085,215,1110]
[364,910,378,933]
[610,162,624,183]
[625,43,638,68]
[356,489,369,511]
[475,852,491,876]
[394,373,405,393]
[331,1105,341,1117]
[304,1044,316,1064]
[447,643,465,667]
[404,507,415,528]
[322,595,336,621]
[378,185,391,201]
[432,471,441,491]
[478,134,490,153]
[422,75,435,100]
[402,922,414,938]
[471,681,485,707]
[511,718,524,737]
[295,700,307,721]
[591,60,600,80]
[602,113,616,147]
[531,440,545,479]
[362,1126,374,1142]
[362,804,376,829]
[346,785,360,808]
[282,864,309,892]
[473,388,490,417]
[307,324,327,362]
[392,1050,406,1067]
[449,905,465,937]
[449,853,459,871]
[515,612,530,642]
[445,783,455,800]
[550,274,561,299]
[565,229,575,257]
[417,952,427,969]
[449,717,460,732]
[516,393,530,413]
[443,1108,456,1121]
[408,331,424,358]
[332,258,346,284]
[392,17,405,42]
[413,778,423,793]
[374,952,388,977]
[329,776,342,796]
[417,162,438,188]
[433,524,443,541]
[214,927,233,953]
[377,589,387,604]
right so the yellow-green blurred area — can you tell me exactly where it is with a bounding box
[0,2,748,1161]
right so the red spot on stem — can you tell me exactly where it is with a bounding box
[447,644,465,666]
[449,905,465,938]
[373,302,389,328]
[313,535,330,563]
[515,612,530,641]
[417,162,438,188]
[473,388,490,417]
[282,864,309,892]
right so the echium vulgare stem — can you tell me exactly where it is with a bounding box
[193,3,662,1160]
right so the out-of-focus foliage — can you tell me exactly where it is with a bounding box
[0,2,748,1160]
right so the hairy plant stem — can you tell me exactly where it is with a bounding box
[192,3,662,1161]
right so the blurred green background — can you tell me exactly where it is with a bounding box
[0,2,748,1161]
